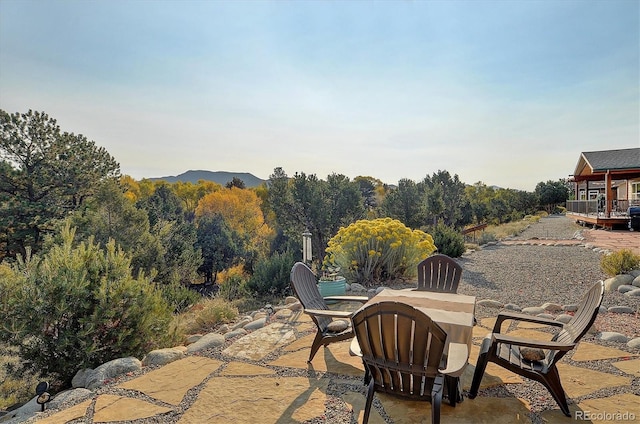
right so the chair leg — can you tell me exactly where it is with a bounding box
[542,366,571,417]
[308,331,325,362]
[469,338,492,399]
[362,378,375,424]
[431,377,443,424]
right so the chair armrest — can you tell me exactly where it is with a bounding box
[440,342,468,377]
[323,295,369,303]
[303,309,353,319]
[492,311,565,333]
[491,333,575,351]
[349,337,362,357]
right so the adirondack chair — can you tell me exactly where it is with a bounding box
[416,254,462,293]
[469,280,605,416]
[351,301,456,424]
[290,262,368,363]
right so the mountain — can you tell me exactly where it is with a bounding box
[149,170,267,188]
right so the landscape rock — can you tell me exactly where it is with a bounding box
[522,306,545,315]
[350,283,366,292]
[536,313,555,319]
[603,275,634,292]
[477,299,503,308]
[597,332,629,343]
[617,285,637,294]
[624,289,640,297]
[186,334,203,345]
[85,357,142,390]
[562,304,579,312]
[71,368,93,388]
[232,317,252,330]
[244,317,267,331]
[224,328,248,340]
[541,302,563,312]
[503,303,521,311]
[629,269,640,278]
[273,308,293,319]
[186,333,225,353]
[607,306,635,314]
[632,275,640,287]
[555,314,573,324]
[288,302,303,311]
[627,338,640,349]
[284,296,298,304]
[49,388,93,409]
[142,347,187,366]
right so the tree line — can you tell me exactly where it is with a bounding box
[1,109,570,288]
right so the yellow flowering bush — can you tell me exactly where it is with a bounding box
[324,218,436,285]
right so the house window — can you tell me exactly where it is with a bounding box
[632,182,640,200]
[579,190,586,200]
[588,190,599,200]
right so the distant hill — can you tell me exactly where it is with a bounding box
[149,170,267,188]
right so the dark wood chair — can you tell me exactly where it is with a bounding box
[351,301,455,424]
[416,254,462,293]
[290,262,368,363]
[469,280,605,416]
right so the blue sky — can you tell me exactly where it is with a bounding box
[1,0,638,191]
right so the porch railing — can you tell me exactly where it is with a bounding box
[566,199,640,216]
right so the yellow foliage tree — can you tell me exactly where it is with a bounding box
[195,187,274,259]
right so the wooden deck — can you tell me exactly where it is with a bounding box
[566,212,631,230]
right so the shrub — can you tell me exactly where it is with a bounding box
[430,222,465,258]
[0,225,180,386]
[600,249,640,277]
[158,281,202,314]
[178,298,239,334]
[246,250,295,297]
[324,217,436,285]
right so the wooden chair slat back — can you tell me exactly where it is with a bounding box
[416,254,462,293]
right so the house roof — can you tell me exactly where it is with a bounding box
[573,148,640,179]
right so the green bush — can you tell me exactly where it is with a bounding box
[219,274,248,301]
[600,249,640,277]
[246,250,295,296]
[430,222,465,258]
[324,218,437,285]
[158,281,202,314]
[0,225,180,386]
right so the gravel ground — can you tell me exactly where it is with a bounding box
[19,215,640,424]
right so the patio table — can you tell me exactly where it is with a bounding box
[355,288,476,406]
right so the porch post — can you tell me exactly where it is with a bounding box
[605,170,612,218]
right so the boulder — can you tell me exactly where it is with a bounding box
[555,314,573,324]
[224,328,248,340]
[604,275,634,292]
[477,299,503,308]
[142,347,187,366]
[632,275,640,287]
[624,288,640,297]
[562,304,579,312]
[186,332,225,353]
[607,306,634,314]
[617,285,636,294]
[350,283,367,292]
[627,337,640,349]
[284,296,298,304]
[49,388,93,409]
[244,317,267,331]
[71,368,93,388]
[541,302,563,313]
[597,332,629,343]
[85,357,142,389]
[503,303,521,311]
[522,306,545,315]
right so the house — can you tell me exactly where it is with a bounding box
[567,147,640,229]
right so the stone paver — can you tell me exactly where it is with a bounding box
[541,393,640,422]
[92,394,172,422]
[178,376,328,423]
[117,356,223,405]
[571,342,637,362]
[29,292,640,424]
